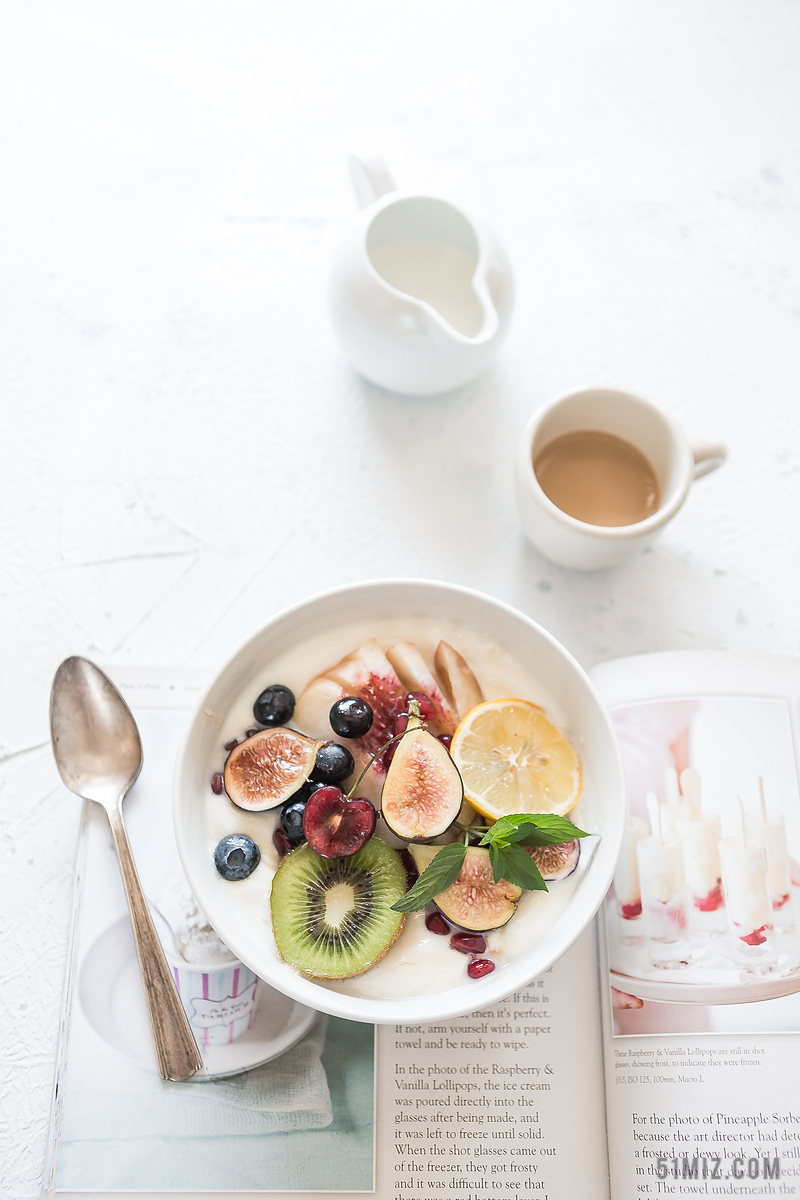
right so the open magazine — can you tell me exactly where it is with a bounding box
[45,653,800,1199]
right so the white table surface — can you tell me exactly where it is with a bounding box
[2,2,799,1194]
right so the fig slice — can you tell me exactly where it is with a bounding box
[224,728,320,812]
[435,846,522,932]
[381,712,463,842]
[434,641,484,721]
[385,643,457,735]
[527,839,580,881]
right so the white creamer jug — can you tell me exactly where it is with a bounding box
[329,156,514,395]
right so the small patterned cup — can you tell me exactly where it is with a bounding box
[153,877,260,1046]
[170,958,259,1047]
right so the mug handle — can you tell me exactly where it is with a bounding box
[349,154,396,209]
[692,442,727,480]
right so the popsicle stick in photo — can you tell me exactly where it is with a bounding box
[737,795,747,845]
[680,768,702,822]
[665,766,680,807]
[646,791,662,843]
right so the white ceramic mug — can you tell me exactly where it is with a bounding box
[513,388,726,570]
[328,155,514,395]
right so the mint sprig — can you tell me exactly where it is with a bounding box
[391,812,591,913]
[480,812,590,849]
[390,842,467,913]
[390,813,591,913]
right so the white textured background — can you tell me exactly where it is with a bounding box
[1,2,799,1194]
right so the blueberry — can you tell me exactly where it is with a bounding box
[214,835,261,881]
[286,779,327,804]
[329,697,373,739]
[280,797,308,844]
[313,742,355,784]
[253,684,295,727]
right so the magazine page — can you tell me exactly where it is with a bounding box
[50,671,610,1200]
[378,926,609,1200]
[592,652,800,1197]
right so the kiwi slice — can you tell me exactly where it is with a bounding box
[271,838,406,979]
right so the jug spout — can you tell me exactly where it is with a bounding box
[349,155,397,209]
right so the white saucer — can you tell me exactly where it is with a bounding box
[79,916,318,1080]
[608,895,800,1006]
[609,966,800,1005]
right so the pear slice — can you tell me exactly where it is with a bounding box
[434,641,483,721]
[386,642,457,734]
[293,675,346,741]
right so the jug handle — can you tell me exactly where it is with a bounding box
[349,155,396,209]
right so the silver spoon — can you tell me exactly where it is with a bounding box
[50,656,203,1081]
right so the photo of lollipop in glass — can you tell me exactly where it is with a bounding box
[676,768,725,936]
[746,779,794,930]
[636,794,689,968]
[719,820,775,969]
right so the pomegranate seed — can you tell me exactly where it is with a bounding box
[245,728,259,738]
[382,742,398,770]
[407,692,436,722]
[224,738,239,752]
[272,827,294,858]
[438,734,452,751]
[450,932,486,955]
[467,958,495,980]
[426,912,451,936]
[210,773,223,795]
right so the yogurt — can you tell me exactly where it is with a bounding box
[201,616,588,1000]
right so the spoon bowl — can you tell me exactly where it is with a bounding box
[51,657,143,806]
[50,657,202,1081]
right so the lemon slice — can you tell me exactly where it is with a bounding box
[450,698,582,819]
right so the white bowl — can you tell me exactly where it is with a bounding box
[173,579,625,1025]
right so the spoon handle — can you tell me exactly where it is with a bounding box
[106,805,203,1081]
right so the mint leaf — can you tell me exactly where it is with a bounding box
[489,844,548,892]
[390,842,467,913]
[480,813,589,849]
[517,815,589,847]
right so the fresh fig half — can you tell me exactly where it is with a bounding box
[386,643,457,735]
[381,713,463,842]
[435,846,522,932]
[434,641,484,721]
[526,839,580,881]
[224,728,320,812]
